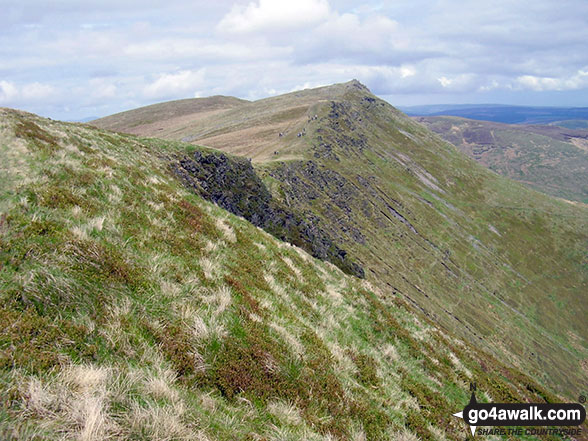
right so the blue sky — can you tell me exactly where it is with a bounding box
[1,0,588,120]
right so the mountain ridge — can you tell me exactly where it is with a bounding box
[6,106,588,440]
[92,81,588,400]
[91,80,377,162]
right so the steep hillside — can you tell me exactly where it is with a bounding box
[3,108,584,440]
[415,116,588,202]
[94,81,588,400]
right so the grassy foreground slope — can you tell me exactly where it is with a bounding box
[1,108,584,441]
[415,116,588,202]
[94,81,588,400]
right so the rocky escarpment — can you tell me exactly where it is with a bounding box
[171,150,364,278]
[265,160,370,245]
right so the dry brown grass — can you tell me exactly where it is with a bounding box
[215,218,236,243]
[389,428,419,441]
[20,365,112,441]
[267,400,303,426]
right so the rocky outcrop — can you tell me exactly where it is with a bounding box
[171,150,365,278]
[313,101,369,161]
[267,160,368,245]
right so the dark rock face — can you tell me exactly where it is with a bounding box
[175,151,272,225]
[313,101,368,160]
[171,150,364,278]
[267,160,368,246]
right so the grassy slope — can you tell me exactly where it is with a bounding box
[92,83,355,163]
[91,81,588,400]
[92,96,249,136]
[1,108,584,441]
[415,116,588,202]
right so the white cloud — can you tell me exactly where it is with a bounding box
[399,65,416,78]
[313,12,399,51]
[0,81,19,102]
[89,78,117,100]
[516,69,588,91]
[436,74,476,91]
[124,38,290,62]
[0,80,55,104]
[143,69,206,100]
[438,77,452,88]
[478,79,500,92]
[21,82,56,100]
[218,0,330,33]
[2,0,588,119]
[289,81,328,92]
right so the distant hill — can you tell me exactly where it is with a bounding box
[69,116,99,123]
[92,84,353,162]
[415,116,588,202]
[92,95,249,134]
[92,81,588,401]
[401,104,588,126]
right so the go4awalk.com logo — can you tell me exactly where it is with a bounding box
[452,384,586,437]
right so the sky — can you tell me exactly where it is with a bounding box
[1,0,588,120]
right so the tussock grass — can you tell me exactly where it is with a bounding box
[267,399,303,426]
[200,257,219,280]
[18,365,112,440]
[389,428,419,441]
[281,256,303,280]
[215,218,237,243]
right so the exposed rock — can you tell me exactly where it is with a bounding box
[171,150,365,278]
[267,160,367,246]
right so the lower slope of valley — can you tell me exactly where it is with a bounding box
[415,116,588,203]
[4,108,587,440]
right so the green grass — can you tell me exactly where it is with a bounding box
[1,108,584,440]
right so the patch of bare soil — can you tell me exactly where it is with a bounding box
[570,137,588,153]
